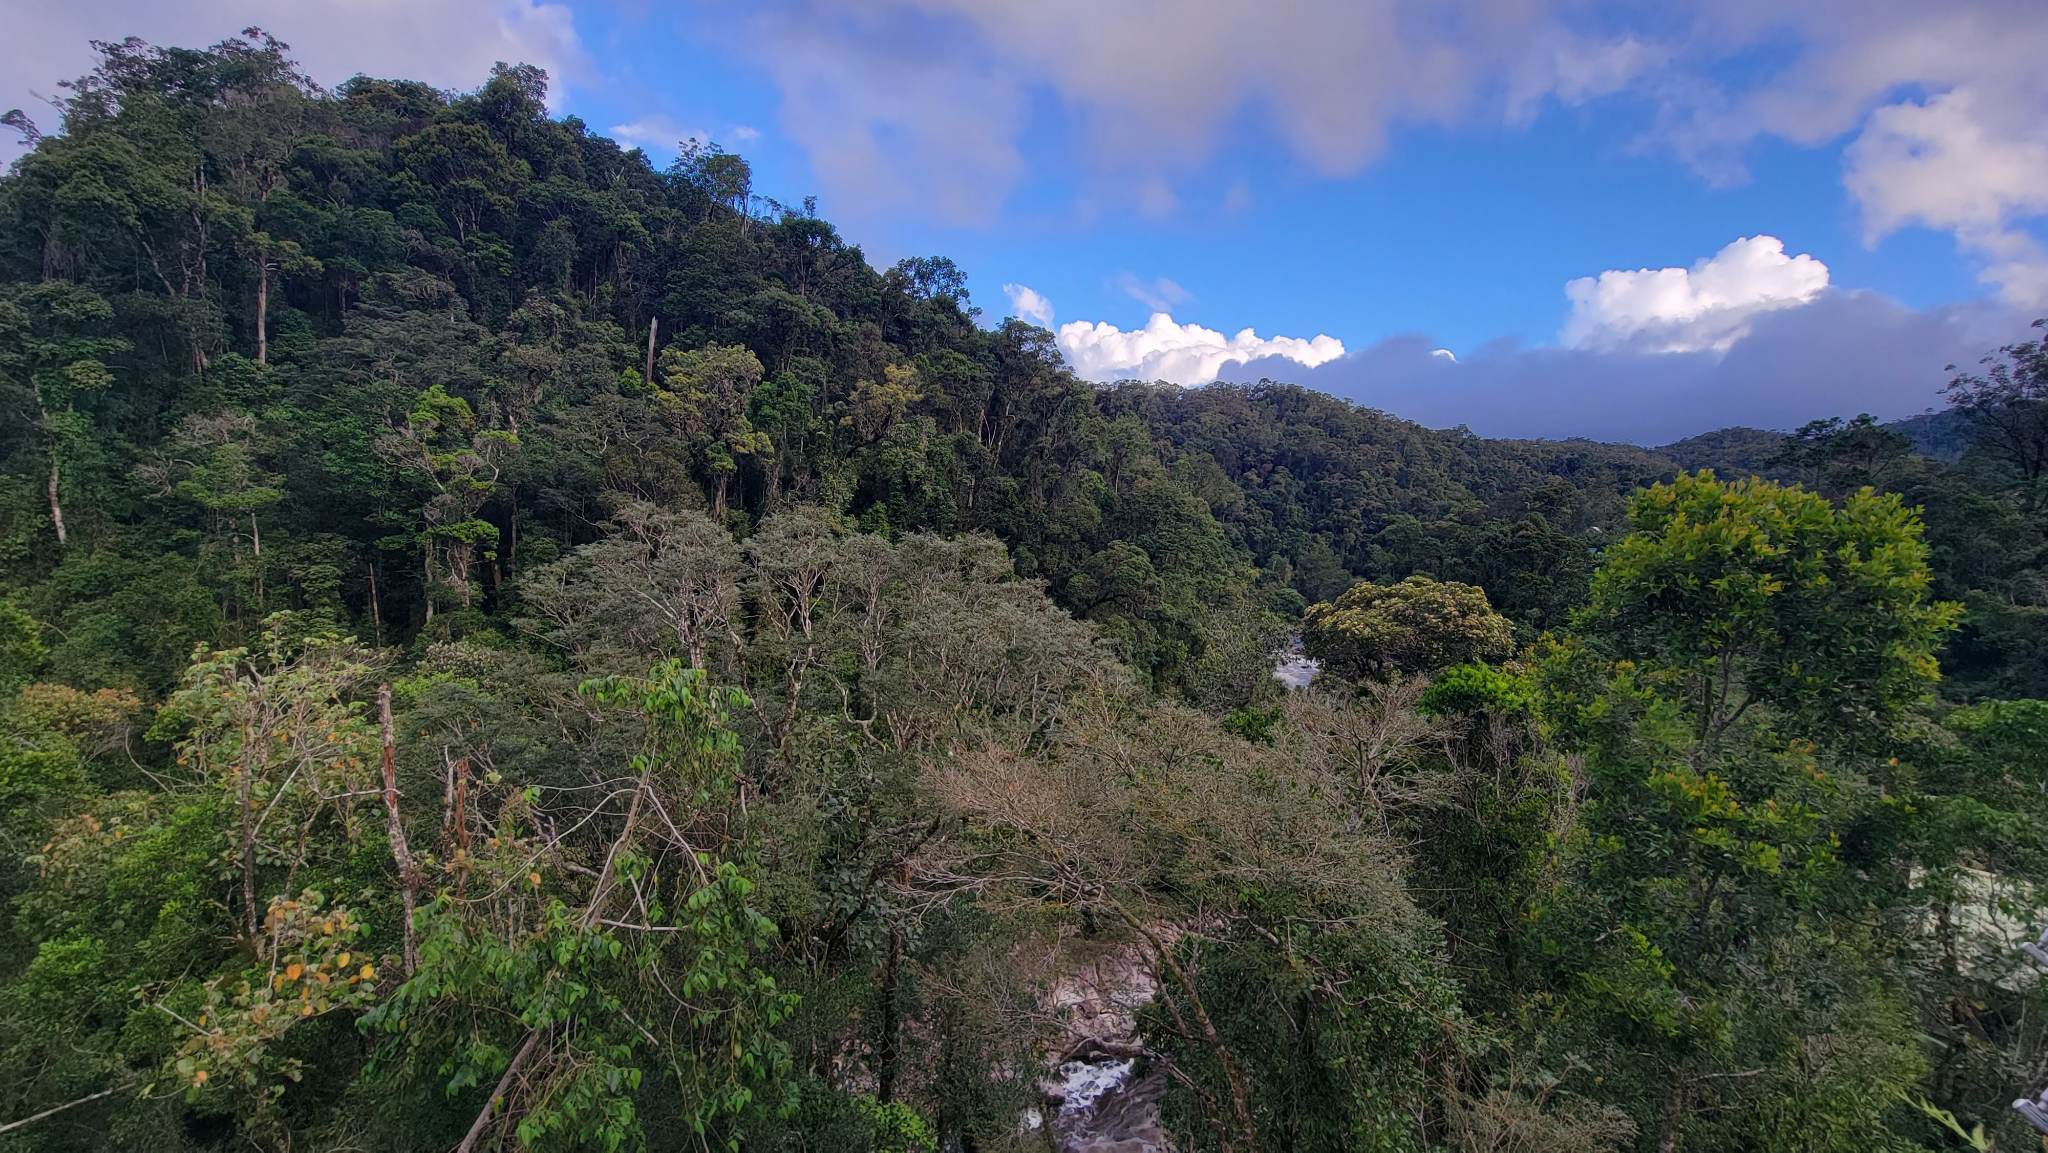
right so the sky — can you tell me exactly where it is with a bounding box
[8,0,2048,443]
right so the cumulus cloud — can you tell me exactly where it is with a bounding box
[3,0,587,156]
[1002,283,1055,327]
[1562,236,1830,353]
[1235,292,2023,444]
[1058,312,1345,385]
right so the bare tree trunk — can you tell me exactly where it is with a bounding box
[46,454,66,546]
[239,726,260,944]
[876,916,903,1103]
[250,510,264,610]
[367,562,383,647]
[1656,1075,1686,1153]
[645,316,658,387]
[455,1029,542,1153]
[0,1083,130,1137]
[377,685,420,976]
[255,259,269,365]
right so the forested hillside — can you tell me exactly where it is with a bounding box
[5,31,2048,1153]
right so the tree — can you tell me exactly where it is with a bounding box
[1302,574,1513,681]
[657,343,771,520]
[362,662,794,1153]
[377,385,517,619]
[1943,319,2048,490]
[1530,471,1964,1153]
[1583,470,1959,754]
[0,283,128,548]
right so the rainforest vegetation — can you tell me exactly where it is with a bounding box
[5,31,2048,1153]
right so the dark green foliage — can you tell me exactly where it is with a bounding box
[3,28,2048,1153]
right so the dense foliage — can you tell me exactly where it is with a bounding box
[5,31,2048,1153]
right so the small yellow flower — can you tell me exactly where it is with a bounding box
[529,871,542,888]
[336,952,351,968]
[193,1070,209,1086]
[360,963,376,981]
[284,962,303,982]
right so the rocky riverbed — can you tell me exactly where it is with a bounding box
[1024,938,1173,1152]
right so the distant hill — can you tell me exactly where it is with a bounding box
[1652,409,1974,479]
[1654,426,1795,480]
[1888,409,1973,462]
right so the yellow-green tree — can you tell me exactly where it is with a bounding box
[1303,574,1513,680]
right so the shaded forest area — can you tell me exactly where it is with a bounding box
[5,31,2048,1153]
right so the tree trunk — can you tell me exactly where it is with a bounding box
[876,910,904,1104]
[255,259,269,365]
[455,1029,542,1153]
[46,454,66,546]
[1118,912,1256,1151]
[239,726,260,945]
[645,316,658,387]
[1656,1074,1687,1153]
[367,562,383,647]
[377,685,420,975]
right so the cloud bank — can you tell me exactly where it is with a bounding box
[1009,239,2023,442]
[1235,291,2020,445]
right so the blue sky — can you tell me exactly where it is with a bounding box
[560,4,1990,352]
[8,0,2048,441]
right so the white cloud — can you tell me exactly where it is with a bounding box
[1057,312,1345,385]
[713,0,2048,301]
[1111,273,1191,313]
[593,118,761,158]
[1562,235,1830,353]
[1843,88,2048,306]
[1506,32,1663,123]
[1642,2,2048,304]
[1002,283,1055,327]
[722,1,1646,220]
[1430,348,1458,362]
[608,116,709,153]
[742,5,1025,225]
[4,0,587,154]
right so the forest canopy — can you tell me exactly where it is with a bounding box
[5,30,2048,1153]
